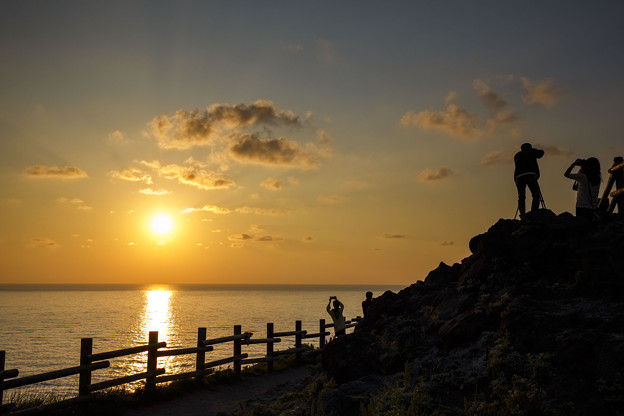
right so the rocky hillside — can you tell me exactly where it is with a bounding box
[318,210,624,415]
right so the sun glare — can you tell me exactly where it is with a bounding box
[150,213,174,236]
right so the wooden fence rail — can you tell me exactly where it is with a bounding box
[0,317,360,415]
[598,156,624,213]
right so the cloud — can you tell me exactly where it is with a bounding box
[418,167,453,181]
[281,41,303,54]
[149,100,301,150]
[521,78,564,108]
[480,149,515,166]
[24,165,87,179]
[533,143,573,158]
[228,233,253,241]
[108,168,153,184]
[302,236,314,242]
[140,158,235,190]
[318,194,341,204]
[234,206,286,215]
[139,188,170,196]
[441,240,455,246]
[56,197,92,211]
[108,130,127,145]
[28,237,59,248]
[473,79,518,130]
[181,204,285,216]
[401,92,483,140]
[228,134,319,168]
[315,38,337,64]
[381,234,407,239]
[181,205,232,215]
[261,178,282,190]
[402,80,520,141]
[481,143,572,166]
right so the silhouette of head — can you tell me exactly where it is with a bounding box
[365,291,373,299]
[332,300,340,309]
[521,143,532,151]
[582,157,601,185]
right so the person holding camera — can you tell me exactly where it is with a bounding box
[326,296,346,337]
[514,142,545,219]
[564,157,602,219]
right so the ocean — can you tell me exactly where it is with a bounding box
[0,284,403,398]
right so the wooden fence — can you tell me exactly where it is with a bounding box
[0,317,360,415]
[598,156,624,213]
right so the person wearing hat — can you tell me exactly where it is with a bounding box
[513,142,545,218]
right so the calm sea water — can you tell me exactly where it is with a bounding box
[0,284,402,398]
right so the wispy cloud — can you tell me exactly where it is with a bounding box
[480,149,515,166]
[28,237,59,248]
[108,168,153,184]
[140,159,235,190]
[108,130,127,145]
[441,240,455,246]
[56,197,92,211]
[181,204,285,216]
[481,143,572,166]
[534,143,573,158]
[139,188,170,196]
[401,79,523,141]
[315,38,337,64]
[381,234,407,239]
[473,79,518,131]
[417,167,453,182]
[401,92,482,140]
[24,165,87,179]
[181,205,232,215]
[261,177,282,190]
[521,78,565,108]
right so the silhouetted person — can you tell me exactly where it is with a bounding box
[514,143,544,218]
[326,296,345,336]
[362,291,373,319]
[564,157,601,219]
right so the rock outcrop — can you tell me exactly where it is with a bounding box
[320,210,624,415]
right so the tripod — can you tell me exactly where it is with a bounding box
[514,185,546,219]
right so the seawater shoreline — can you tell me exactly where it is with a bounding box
[0,284,404,397]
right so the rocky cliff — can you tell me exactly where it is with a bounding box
[320,210,624,415]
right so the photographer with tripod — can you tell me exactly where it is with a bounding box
[514,143,545,219]
[564,157,602,219]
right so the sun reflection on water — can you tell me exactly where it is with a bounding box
[143,289,173,340]
[127,288,178,381]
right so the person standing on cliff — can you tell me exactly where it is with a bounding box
[327,296,346,337]
[362,291,373,319]
[564,157,602,219]
[514,142,545,219]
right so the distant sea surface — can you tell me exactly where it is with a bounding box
[0,284,403,397]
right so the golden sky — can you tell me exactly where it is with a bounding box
[1,2,623,284]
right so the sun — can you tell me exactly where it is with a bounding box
[149,213,175,236]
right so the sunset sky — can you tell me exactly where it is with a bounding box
[1,1,623,285]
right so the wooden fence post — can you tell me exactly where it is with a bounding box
[0,351,5,405]
[78,338,92,396]
[196,327,206,379]
[267,323,274,373]
[319,319,326,349]
[233,325,242,376]
[146,331,158,392]
[612,156,624,213]
[295,320,302,360]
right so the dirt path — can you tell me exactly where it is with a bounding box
[120,366,311,416]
